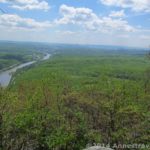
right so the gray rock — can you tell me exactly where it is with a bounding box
[83,146,113,150]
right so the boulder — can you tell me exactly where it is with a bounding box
[83,146,113,150]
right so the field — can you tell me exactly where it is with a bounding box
[0,43,150,150]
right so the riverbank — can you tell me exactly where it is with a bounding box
[0,64,20,73]
[0,53,51,87]
[0,53,45,73]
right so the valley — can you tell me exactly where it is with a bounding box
[0,42,149,150]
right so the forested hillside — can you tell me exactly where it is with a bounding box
[0,48,149,150]
[0,41,50,70]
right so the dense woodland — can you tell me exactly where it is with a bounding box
[0,43,150,150]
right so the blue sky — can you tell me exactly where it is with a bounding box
[0,0,150,48]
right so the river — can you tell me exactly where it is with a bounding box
[0,53,51,87]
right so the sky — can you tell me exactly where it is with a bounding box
[0,0,150,48]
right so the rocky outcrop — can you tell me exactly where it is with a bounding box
[83,146,113,150]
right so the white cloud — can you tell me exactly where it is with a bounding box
[0,14,52,30]
[100,0,150,12]
[56,4,99,25]
[55,4,134,32]
[0,0,50,11]
[0,3,149,47]
[109,10,125,18]
[102,17,134,32]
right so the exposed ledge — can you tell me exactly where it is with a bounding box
[83,146,113,150]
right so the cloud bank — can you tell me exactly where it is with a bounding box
[0,0,50,11]
[0,14,51,29]
[100,0,150,12]
[55,4,134,32]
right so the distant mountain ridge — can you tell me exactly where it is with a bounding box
[0,40,148,51]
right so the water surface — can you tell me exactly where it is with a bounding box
[0,53,51,87]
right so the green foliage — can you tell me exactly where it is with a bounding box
[0,50,150,149]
